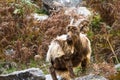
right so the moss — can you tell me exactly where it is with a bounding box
[91,14,102,32]
[35,8,48,14]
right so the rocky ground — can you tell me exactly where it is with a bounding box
[0,68,108,80]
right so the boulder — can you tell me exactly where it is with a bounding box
[115,64,120,71]
[32,13,48,21]
[42,0,82,8]
[42,0,83,14]
[75,74,108,80]
[64,7,91,18]
[45,74,108,80]
[45,74,62,80]
[0,68,45,80]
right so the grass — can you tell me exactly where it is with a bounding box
[0,59,49,75]
[6,67,17,74]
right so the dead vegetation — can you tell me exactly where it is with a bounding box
[0,0,120,79]
[0,0,42,63]
[0,0,70,63]
[86,0,120,29]
[86,0,120,63]
[38,11,70,58]
[92,62,116,77]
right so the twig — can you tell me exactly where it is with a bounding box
[106,36,119,64]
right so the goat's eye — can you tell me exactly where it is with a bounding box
[68,27,70,30]
[72,27,77,31]
[67,26,71,30]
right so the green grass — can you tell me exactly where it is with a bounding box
[0,59,49,75]
[6,67,17,74]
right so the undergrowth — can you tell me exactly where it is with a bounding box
[0,0,120,78]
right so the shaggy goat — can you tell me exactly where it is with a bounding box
[46,21,91,80]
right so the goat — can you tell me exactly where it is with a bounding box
[46,20,91,80]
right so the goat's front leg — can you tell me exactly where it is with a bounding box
[64,56,75,78]
[49,65,58,80]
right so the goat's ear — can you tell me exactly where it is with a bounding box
[79,20,90,32]
[66,18,74,32]
[66,25,69,32]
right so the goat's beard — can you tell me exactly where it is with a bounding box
[67,39,73,45]
[68,35,79,45]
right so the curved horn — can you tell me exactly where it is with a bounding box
[70,18,74,25]
[74,19,85,27]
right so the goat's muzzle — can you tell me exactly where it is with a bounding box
[67,35,73,45]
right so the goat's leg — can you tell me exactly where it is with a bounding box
[49,65,58,80]
[64,57,75,78]
[81,53,91,72]
[81,58,88,72]
[67,60,75,78]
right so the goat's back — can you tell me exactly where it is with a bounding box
[46,34,74,62]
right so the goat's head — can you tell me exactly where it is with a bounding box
[66,25,80,45]
[66,19,89,45]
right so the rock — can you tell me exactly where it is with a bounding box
[42,0,83,14]
[4,49,15,55]
[64,7,91,19]
[54,0,82,7]
[43,0,82,8]
[45,74,62,80]
[32,13,48,21]
[0,62,17,72]
[75,74,108,80]
[45,74,108,80]
[0,68,45,80]
[4,45,15,55]
[34,55,43,61]
[115,64,120,71]
[42,0,55,14]
[76,7,91,18]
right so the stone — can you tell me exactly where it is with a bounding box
[45,74,108,80]
[4,49,15,55]
[64,7,91,19]
[76,7,91,18]
[75,74,108,80]
[115,64,120,71]
[45,74,62,80]
[43,0,82,8]
[42,0,83,14]
[32,13,48,21]
[0,68,45,80]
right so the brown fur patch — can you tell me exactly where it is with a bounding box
[48,25,91,80]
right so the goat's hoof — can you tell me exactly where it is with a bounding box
[60,77,67,80]
[70,74,76,79]
[82,68,87,73]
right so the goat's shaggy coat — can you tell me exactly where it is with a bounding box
[46,26,91,80]
[46,34,75,63]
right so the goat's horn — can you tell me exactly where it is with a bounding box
[75,19,85,27]
[70,18,74,25]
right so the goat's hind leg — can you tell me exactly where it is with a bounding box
[81,59,87,73]
[49,65,58,80]
[81,58,90,73]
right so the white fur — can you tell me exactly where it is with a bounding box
[46,33,92,80]
[56,34,67,40]
[46,34,74,62]
[46,33,91,63]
